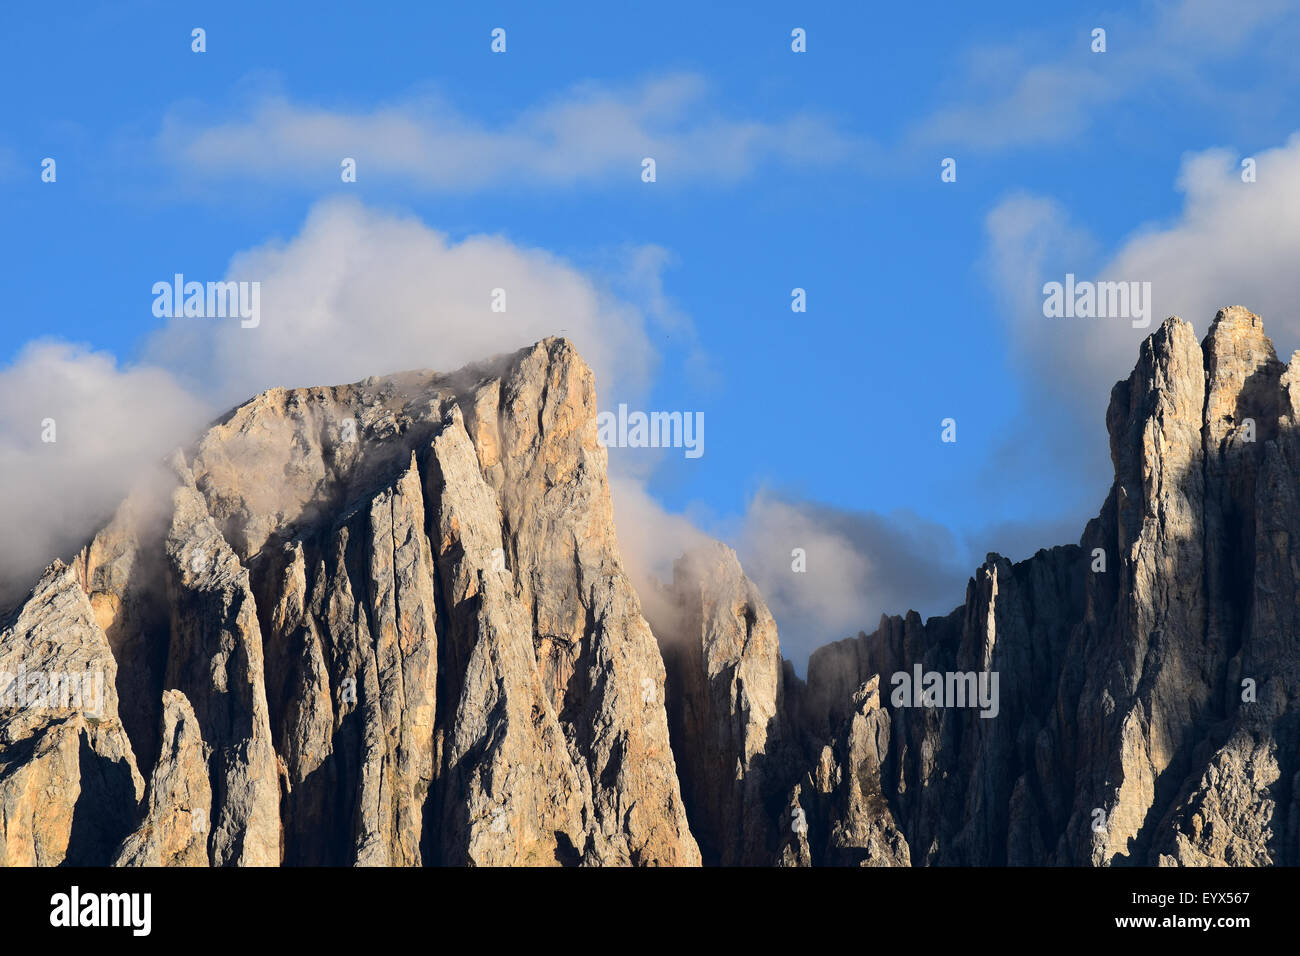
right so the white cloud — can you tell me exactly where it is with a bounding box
[0,342,209,605]
[728,491,973,671]
[913,62,1119,152]
[608,475,715,638]
[1101,136,1300,354]
[145,197,663,409]
[989,134,1300,412]
[910,0,1297,152]
[609,481,1016,673]
[981,132,1300,510]
[157,74,856,191]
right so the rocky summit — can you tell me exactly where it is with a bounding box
[2,307,1299,867]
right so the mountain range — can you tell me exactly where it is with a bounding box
[1,305,1296,867]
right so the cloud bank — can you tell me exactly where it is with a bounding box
[145,197,661,409]
[157,74,856,192]
[990,134,1300,416]
[0,342,209,605]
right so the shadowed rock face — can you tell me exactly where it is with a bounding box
[783,307,1300,867]
[657,542,798,865]
[2,308,1298,866]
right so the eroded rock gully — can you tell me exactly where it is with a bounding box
[2,307,1298,866]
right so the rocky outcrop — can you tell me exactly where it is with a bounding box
[776,676,910,867]
[161,471,282,866]
[458,345,698,865]
[428,409,589,865]
[114,690,211,867]
[0,563,143,865]
[794,549,1082,866]
[658,542,796,865]
[1,337,697,867]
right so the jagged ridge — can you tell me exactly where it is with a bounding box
[2,307,1298,867]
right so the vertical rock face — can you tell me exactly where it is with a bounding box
[775,676,911,868]
[1067,317,1210,865]
[821,677,911,866]
[794,550,1081,866]
[271,453,441,866]
[163,472,282,867]
[0,563,143,865]
[458,344,698,865]
[73,482,176,779]
[3,311,1299,867]
[658,543,795,865]
[428,408,589,865]
[114,690,211,867]
[1152,319,1300,867]
[361,456,440,865]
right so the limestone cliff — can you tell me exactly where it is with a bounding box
[1,338,697,866]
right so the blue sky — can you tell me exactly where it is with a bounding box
[5,0,1300,665]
